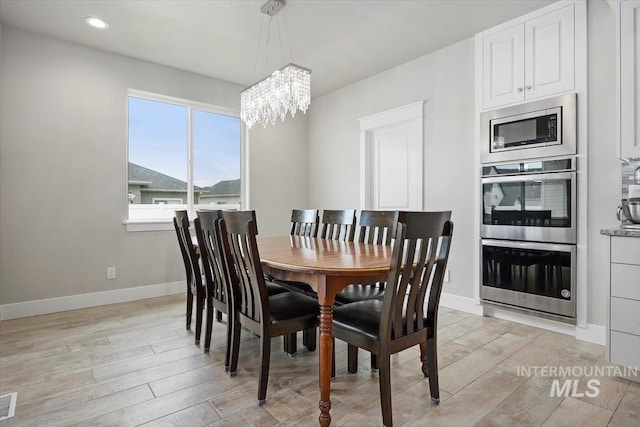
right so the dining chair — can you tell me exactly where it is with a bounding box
[290,209,319,237]
[335,210,399,373]
[273,209,354,356]
[319,209,357,241]
[220,210,320,404]
[194,210,233,364]
[173,210,205,344]
[284,209,320,354]
[336,210,399,305]
[266,208,321,297]
[331,211,454,427]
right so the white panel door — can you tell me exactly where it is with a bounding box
[370,122,422,211]
[482,24,525,109]
[525,4,575,100]
[621,0,640,159]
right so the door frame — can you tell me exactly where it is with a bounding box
[358,101,424,210]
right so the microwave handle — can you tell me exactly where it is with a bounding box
[481,171,575,184]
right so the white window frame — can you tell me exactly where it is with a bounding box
[124,90,248,232]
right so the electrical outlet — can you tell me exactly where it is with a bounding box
[444,269,450,283]
[106,267,116,280]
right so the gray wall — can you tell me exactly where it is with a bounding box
[248,112,309,237]
[308,37,477,301]
[0,27,307,304]
[307,0,620,327]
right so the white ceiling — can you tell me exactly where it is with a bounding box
[0,0,555,97]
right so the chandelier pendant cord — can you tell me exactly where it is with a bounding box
[281,9,295,63]
[251,15,266,84]
[276,14,285,68]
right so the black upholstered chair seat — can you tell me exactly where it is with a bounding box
[269,292,319,324]
[335,284,385,305]
[265,281,289,296]
[268,277,316,296]
[333,300,382,340]
[333,299,431,341]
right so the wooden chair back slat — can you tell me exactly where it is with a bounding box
[381,211,453,341]
[357,210,399,245]
[320,209,356,241]
[290,209,319,237]
[173,211,193,287]
[221,211,268,325]
[195,210,227,304]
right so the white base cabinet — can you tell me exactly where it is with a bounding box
[608,236,640,382]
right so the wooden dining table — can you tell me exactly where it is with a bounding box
[257,235,392,427]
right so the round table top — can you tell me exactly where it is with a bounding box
[257,236,392,276]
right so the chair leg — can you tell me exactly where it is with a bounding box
[203,299,214,352]
[258,334,271,405]
[224,309,232,372]
[283,333,297,356]
[378,352,393,427]
[216,309,223,322]
[426,335,440,404]
[186,288,193,331]
[228,313,241,376]
[331,337,336,378]
[194,296,204,345]
[371,353,379,371]
[419,342,428,377]
[304,328,317,351]
[347,344,358,373]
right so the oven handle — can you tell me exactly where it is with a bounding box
[481,171,575,184]
[481,239,576,254]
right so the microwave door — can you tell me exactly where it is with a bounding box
[490,106,562,152]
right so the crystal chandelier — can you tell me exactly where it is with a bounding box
[241,0,311,129]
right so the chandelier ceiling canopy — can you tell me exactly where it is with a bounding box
[240,0,311,129]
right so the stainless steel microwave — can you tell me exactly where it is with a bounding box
[480,94,576,163]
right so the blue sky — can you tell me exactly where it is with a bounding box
[128,96,240,188]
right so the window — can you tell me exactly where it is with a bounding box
[152,198,183,205]
[127,92,244,226]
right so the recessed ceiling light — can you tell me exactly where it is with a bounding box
[84,16,109,29]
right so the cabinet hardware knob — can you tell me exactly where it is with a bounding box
[517,87,523,92]
[526,85,532,90]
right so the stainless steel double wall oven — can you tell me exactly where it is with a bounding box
[480,94,577,322]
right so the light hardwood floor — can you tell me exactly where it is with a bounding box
[0,294,637,426]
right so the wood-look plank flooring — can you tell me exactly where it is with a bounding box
[0,294,637,426]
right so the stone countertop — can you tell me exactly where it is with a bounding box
[600,228,640,237]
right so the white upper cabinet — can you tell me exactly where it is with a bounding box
[483,25,525,108]
[620,0,640,159]
[482,4,575,110]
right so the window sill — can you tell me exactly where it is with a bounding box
[123,220,175,232]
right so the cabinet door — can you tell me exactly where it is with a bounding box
[621,0,640,159]
[483,24,525,109]
[524,4,575,100]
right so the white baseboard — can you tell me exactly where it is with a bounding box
[483,305,606,346]
[439,292,484,316]
[575,323,606,346]
[0,281,185,321]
